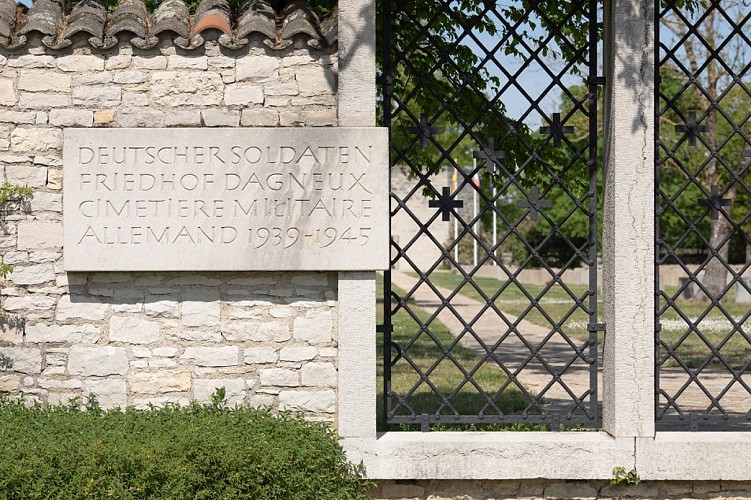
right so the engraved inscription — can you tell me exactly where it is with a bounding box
[64,128,389,271]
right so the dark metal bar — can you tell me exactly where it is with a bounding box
[381,0,394,429]
[588,0,600,427]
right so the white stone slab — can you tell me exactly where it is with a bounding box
[63,128,388,271]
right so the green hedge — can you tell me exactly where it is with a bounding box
[0,393,371,499]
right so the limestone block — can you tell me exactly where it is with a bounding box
[113,71,146,84]
[168,55,208,70]
[280,346,317,362]
[105,55,131,70]
[168,329,223,342]
[17,222,63,249]
[151,72,223,106]
[301,362,336,387]
[181,289,221,327]
[3,294,56,311]
[68,346,128,376]
[93,110,115,124]
[319,347,337,358]
[181,346,238,367]
[240,108,279,126]
[222,321,290,342]
[145,295,178,318]
[82,378,127,408]
[11,128,63,153]
[122,92,149,106]
[0,111,36,124]
[149,358,177,368]
[0,79,16,105]
[200,109,240,127]
[29,251,61,263]
[278,390,335,413]
[109,316,160,344]
[291,95,337,107]
[165,110,201,126]
[129,371,191,394]
[72,85,121,106]
[380,483,425,499]
[263,80,299,96]
[56,295,108,321]
[293,310,333,344]
[244,347,277,364]
[33,155,62,166]
[26,324,100,343]
[0,347,42,374]
[260,368,298,387]
[48,109,93,127]
[296,64,336,96]
[208,56,235,69]
[250,394,275,407]
[264,96,291,107]
[133,57,167,71]
[194,377,246,405]
[282,55,318,67]
[73,73,113,86]
[153,347,177,357]
[279,108,336,127]
[228,308,263,320]
[2,251,26,265]
[4,164,47,188]
[116,109,165,127]
[224,84,264,105]
[0,374,20,392]
[269,306,293,318]
[7,263,55,285]
[47,392,78,406]
[39,377,82,390]
[18,72,72,92]
[29,191,62,212]
[236,55,279,82]
[8,55,55,68]
[18,92,71,109]
[291,273,329,287]
[56,55,105,72]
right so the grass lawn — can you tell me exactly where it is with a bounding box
[414,270,750,370]
[375,274,541,431]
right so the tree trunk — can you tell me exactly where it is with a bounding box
[697,8,733,300]
[703,213,734,298]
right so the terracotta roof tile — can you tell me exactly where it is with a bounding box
[0,0,336,51]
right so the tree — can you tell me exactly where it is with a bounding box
[378,0,600,273]
[0,183,30,279]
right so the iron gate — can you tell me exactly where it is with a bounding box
[378,0,602,430]
[656,0,751,431]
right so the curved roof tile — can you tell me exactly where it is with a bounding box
[62,0,107,48]
[0,0,336,51]
[235,0,275,38]
[151,0,190,38]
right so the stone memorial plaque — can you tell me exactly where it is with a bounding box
[63,128,389,271]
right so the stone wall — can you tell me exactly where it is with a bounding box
[0,40,340,418]
[373,480,751,499]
